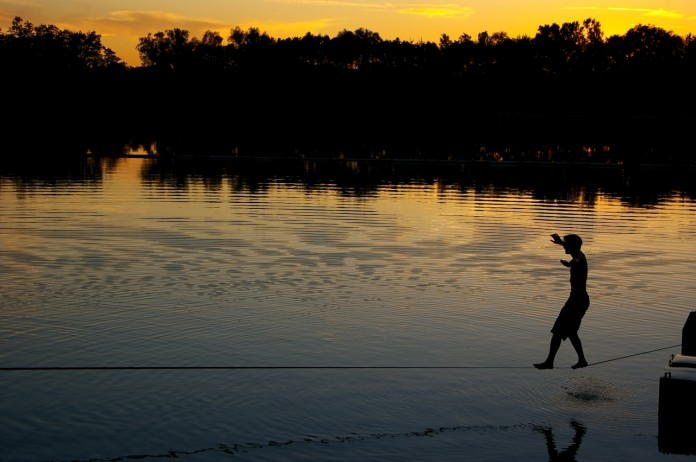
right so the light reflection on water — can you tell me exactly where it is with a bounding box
[0,158,695,461]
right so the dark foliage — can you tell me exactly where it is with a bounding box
[2,16,695,163]
[1,17,123,72]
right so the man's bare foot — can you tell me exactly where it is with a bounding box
[571,360,588,369]
[534,362,553,370]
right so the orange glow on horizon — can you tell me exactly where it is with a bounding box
[2,0,695,65]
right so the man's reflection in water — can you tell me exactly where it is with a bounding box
[534,420,586,462]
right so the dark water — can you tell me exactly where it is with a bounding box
[1,158,695,461]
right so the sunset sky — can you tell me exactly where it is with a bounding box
[3,0,696,65]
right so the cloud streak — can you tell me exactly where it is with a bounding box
[54,9,338,39]
[59,10,227,36]
[273,0,393,8]
[274,0,473,18]
[566,6,685,19]
[0,0,44,27]
[397,4,473,18]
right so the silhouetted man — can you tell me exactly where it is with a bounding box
[534,233,589,370]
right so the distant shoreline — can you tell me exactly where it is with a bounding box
[4,17,696,164]
[84,153,696,171]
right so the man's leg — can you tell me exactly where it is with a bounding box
[535,334,562,369]
[568,333,588,369]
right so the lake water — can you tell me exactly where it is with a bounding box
[1,157,695,461]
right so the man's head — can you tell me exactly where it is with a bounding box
[563,234,583,254]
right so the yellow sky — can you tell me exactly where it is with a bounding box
[2,0,696,65]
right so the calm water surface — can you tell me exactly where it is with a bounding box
[1,158,695,461]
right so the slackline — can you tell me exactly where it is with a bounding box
[0,344,681,371]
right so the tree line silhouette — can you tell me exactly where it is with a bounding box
[1,17,122,72]
[133,18,694,77]
[2,16,695,163]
